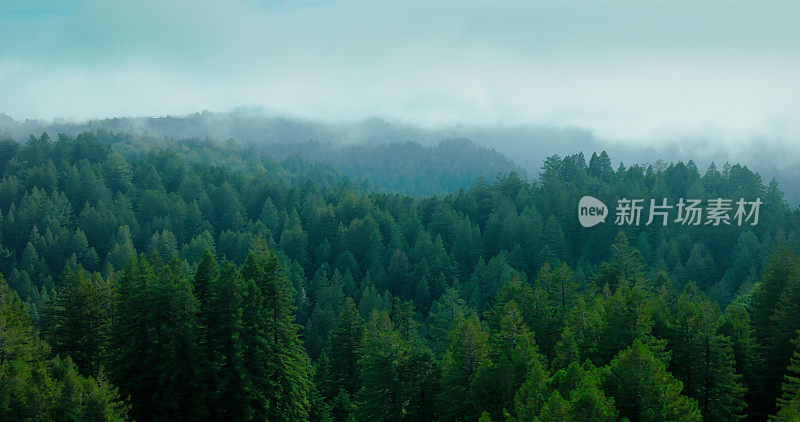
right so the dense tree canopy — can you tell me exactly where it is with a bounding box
[0,130,798,420]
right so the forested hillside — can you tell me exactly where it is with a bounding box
[1,113,523,196]
[1,130,800,421]
[263,138,521,195]
[4,111,797,205]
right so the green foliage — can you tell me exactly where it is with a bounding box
[42,267,110,376]
[721,300,763,420]
[603,340,701,421]
[666,287,746,420]
[750,248,800,417]
[773,330,800,419]
[550,360,616,421]
[438,311,489,421]
[320,297,364,400]
[241,242,313,421]
[0,275,127,420]
[204,261,249,419]
[0,130,798,420]
[473,300,543,421]
[355,310,437,421]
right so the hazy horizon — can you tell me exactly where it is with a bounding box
[3,0,800,147]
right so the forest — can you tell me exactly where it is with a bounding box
[1,129,799,421]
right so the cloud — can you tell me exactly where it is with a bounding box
[1,0,799,143]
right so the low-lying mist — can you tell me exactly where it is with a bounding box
[1,110,797,205]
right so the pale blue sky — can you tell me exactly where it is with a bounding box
[2,0,799,143]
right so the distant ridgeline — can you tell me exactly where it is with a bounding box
[3,110,798,205]
[0,112,523,196]
[0,129,799,420]
[263,138,521,196]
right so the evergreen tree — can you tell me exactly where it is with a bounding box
[550,360,616,421]
[354,310,437,421]
[192,251,218,305]
[504,358,550,421]
[108,255,160,420]
[42,267,110,376]
[594,231,645,288]
[538,391,572,421]
[355,311,404,421]
[773,389,800,421]
[241,241,313,421]
[320,297,364,419]
[427,287,468,355]
[438,312,489,421]
[1,129,800,421]
[750,248,800,416]
[154,258,207,420]
[1,275,128,420]
[667,288,746,420]
[721,301,763,420]
[603,340,701,421]
[0,274,50,418]
[695,302,746,421]
[205,262,250,420]
[473,300,543,420]
[773,330,800,419]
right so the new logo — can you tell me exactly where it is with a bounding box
[578,196,608,227]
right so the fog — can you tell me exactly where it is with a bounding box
[2,0,800,142]
[2,0,799,200]
[2,110,798,205]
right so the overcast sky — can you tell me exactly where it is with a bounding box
[2,0,799,143]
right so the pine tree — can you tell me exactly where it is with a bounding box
[355,310,404,421]
[154,257,207,420]
[438,311,489,421]
[773,389,800,421]
[396,338,438,421]
[473,300,543,420]
[721,301,763,420]
[552,327,581,370]
[538,391,572,421]
[1,275,128,420]
[597,278,658,364]
[550,360,616,421]
[306,269,346,359]
[665,288,746,420]
[427,287,467,355]
[773,330,800,419]
[505,358,550,421]
[540,261,578,319]
[205,261,250,420]
[42,266,110,376]
[191,250,219,414]
[321,297,363,399]
[192,251,218,305]
[413,276,431,315]
[105,226,136,272]
[695,301,746,421]
[594,231,645,289]
[604,340,701,421]
[0,274,50,418]
[108,255,161,420]
[750,248,800,416]
[49,355,130,421]
[109,254,208,421]
[241,242,313,421]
